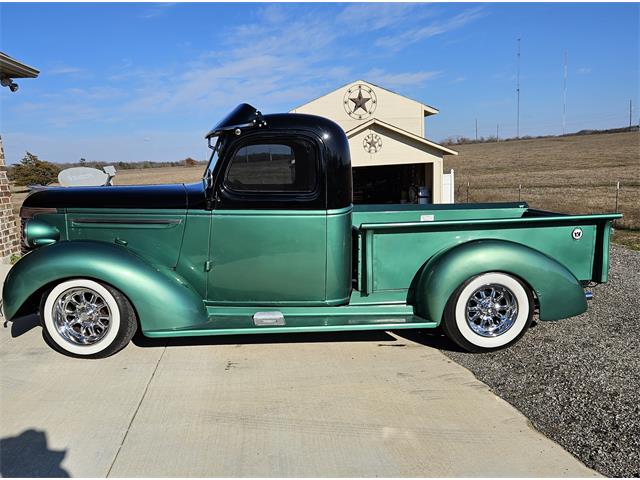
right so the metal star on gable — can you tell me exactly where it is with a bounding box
[350,90,371,113]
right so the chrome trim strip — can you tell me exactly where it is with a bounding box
[72,218,181,225]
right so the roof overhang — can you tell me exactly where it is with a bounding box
[422,104,439,117]
[0,52,39,79]
[346,118,458,156]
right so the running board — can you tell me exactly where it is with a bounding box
[144,307,437,338]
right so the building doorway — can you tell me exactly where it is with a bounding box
[352,163,433,204]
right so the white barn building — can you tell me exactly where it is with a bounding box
[291,80,457,204]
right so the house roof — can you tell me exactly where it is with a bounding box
[0,52,39,79]
[291,79,439,117]
[346,118,458,156]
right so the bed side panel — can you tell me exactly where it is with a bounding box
[363,223,597,294]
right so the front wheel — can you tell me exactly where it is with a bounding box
[40,279,137,358]
[441,272,534,352]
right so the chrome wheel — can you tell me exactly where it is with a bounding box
[52,287,112,346]
[465,284,518,337]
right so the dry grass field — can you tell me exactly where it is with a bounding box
[444,131,640,249]
[10,131,639,248]
[113,165,204,185]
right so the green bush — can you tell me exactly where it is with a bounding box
[8,152,60,186]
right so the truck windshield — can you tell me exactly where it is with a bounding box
[203,135,223,187]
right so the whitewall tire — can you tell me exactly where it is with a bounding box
[40,279,137,358]
[442,272,534,352]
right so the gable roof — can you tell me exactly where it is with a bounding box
[291,79,439,117]
[346,118,458,156]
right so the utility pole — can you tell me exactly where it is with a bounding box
[562,50,568,135]
[630,99,633,131]
[496,124,499,141]
[475,118,478,141]
[516,38,521,138]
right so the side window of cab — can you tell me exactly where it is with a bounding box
[224,139,318,194]
[216,133,325,210]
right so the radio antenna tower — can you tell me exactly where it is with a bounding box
[562,50,568,135]
[516,38,521,138]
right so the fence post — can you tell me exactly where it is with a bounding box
[615,181,620,213]
[466,181,470,203]
[518,184,522,202]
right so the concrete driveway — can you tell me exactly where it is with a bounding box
[0,263,597,477]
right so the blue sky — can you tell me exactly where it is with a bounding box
[1,2,638,164]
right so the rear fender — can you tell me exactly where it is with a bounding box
[2,241,207,332]
[415,239,587,323]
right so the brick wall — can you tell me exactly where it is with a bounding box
[0,135,21,261]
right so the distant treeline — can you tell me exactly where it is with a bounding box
[54,157,208,170]
[441,125,640,146]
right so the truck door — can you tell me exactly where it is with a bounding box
[208,133,327,304]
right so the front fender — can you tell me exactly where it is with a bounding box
[2,241,207,332]
[415,239,587,324]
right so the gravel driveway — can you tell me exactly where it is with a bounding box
[400,245,639,477]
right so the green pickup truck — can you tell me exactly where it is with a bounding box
[2,104,621,358]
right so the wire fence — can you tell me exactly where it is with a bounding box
[459,181,623,208]
[456,180,638,230]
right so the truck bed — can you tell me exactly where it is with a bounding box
[352,202,621,300]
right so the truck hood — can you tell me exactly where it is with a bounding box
[22,182,207,211]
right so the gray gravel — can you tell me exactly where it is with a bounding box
[402,245,640,477]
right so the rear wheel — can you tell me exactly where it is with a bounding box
[442,272,533,352]
[40,279,137,358]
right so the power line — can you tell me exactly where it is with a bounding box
[448,110,633,141]
[491,111,630,130]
